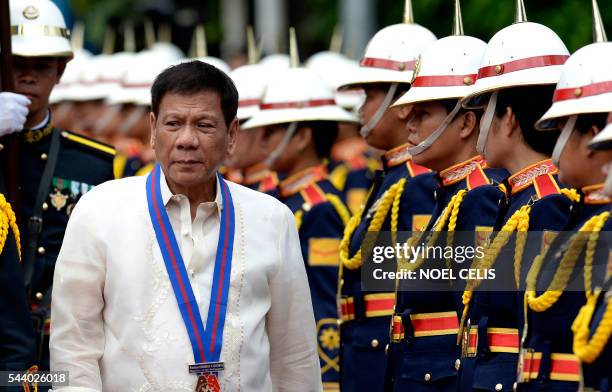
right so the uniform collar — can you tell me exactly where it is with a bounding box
[508,159,557,195]
[382,143,413,169]
[279,165,327,197]
[159,167,223,215]
[439,155,486,187]
[22,110,53,143]
[582,183,611,205]
[243,162,273,186]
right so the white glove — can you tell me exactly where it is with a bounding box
[0,92,31,137]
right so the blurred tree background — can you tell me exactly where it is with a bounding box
[58,0,611,61]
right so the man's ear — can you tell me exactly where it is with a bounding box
[503,106,520,138]
[458,111,478,140]
[55,59,67,84]
[149,112,157,149]
[226,118,239,156]
[293,126,312,151]
[397,104,413,121]
[585,125,602,158]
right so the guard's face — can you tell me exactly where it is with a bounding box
[225,126,266,169]
[558,121,610,188]
[12,56,65,117]
[359,85,407,150]
[150,91,238,188]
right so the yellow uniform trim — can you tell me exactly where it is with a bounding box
[61,131,116,156]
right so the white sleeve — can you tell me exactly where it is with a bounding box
[267,205,322,392]
[49,193,106,392]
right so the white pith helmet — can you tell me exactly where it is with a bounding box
[9,0,73,58]
[462,0,569,108]
[230,64,273,121]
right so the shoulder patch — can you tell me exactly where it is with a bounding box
[412,214,431,232]
[61,131,116,157]
[308,238,341,266]
[300,183,327,211]
[533,174,561,200]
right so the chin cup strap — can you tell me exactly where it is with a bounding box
[264,121,298,167]
[476,91,498,156]
[408,101,463,156]
[359,83,399,139]
[552,115,577,168]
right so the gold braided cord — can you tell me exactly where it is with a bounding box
[397,190,467,272]
[561,188,581,203]
[572,289,612,363]
[340,179,406,270]
[0,194,21,259]
[294,210,303,231]
[526,212,609,312]
[460,205,531,324]
[325,193,351,226]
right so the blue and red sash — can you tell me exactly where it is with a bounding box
[146,164,235,365]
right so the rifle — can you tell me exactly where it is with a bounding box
[0,0,20,218]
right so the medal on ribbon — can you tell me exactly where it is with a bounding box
[146,164,235,392]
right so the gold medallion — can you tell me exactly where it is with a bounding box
[22,6,39,20]
[50,190,68,211]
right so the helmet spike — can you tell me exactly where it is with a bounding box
[289,27,300,68]
[329,24,343,53]
[515,0,528,23]
[144,18,155,49]
[124,20,136,53]
[403,0,414,24]
[247,25,260,64]
[102,27,115,54]
[592,0,608,43]
[71,21,85,50]
[159,22,172,44]
[452,0,464,36]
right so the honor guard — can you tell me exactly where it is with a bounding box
[455,1,575,390]
[0,190,36,384]
[387,2,507,390]
[226,57,279,194]
[307,51,378,214]
[242,31,354,390]
[335,1,438,390]
[0,0,115,370]
[583,120,612,392]
[516,4,612,390]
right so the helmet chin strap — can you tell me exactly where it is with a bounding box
[119,106,147,134]
[359,83,399,139]
[552,115,577,167]
[476,91,498,156]
[407,101,463,156]
[264,121,299,167]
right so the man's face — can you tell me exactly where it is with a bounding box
[13,56,65,116]
[150,91,237,188]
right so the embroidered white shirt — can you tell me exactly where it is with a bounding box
[50,172,322,392]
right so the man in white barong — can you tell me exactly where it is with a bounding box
[49,60,322,392]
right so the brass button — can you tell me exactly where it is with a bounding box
[42,202,49,211]
[40,153,48,161]
[495,383,503,391]
[463,76,473,85]
[0,143,4,151]
[397,63,406,71]
[455,358,461,370]
[494,65,503,74]
[424,373,431,382]
[37,246,45,255]
[370,339,379,348]
[35,292,44,300]
[574,88,583,97]
[513,382,517,391]
[385,343,389,356]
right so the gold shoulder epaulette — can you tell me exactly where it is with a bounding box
[61,131,116,157]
